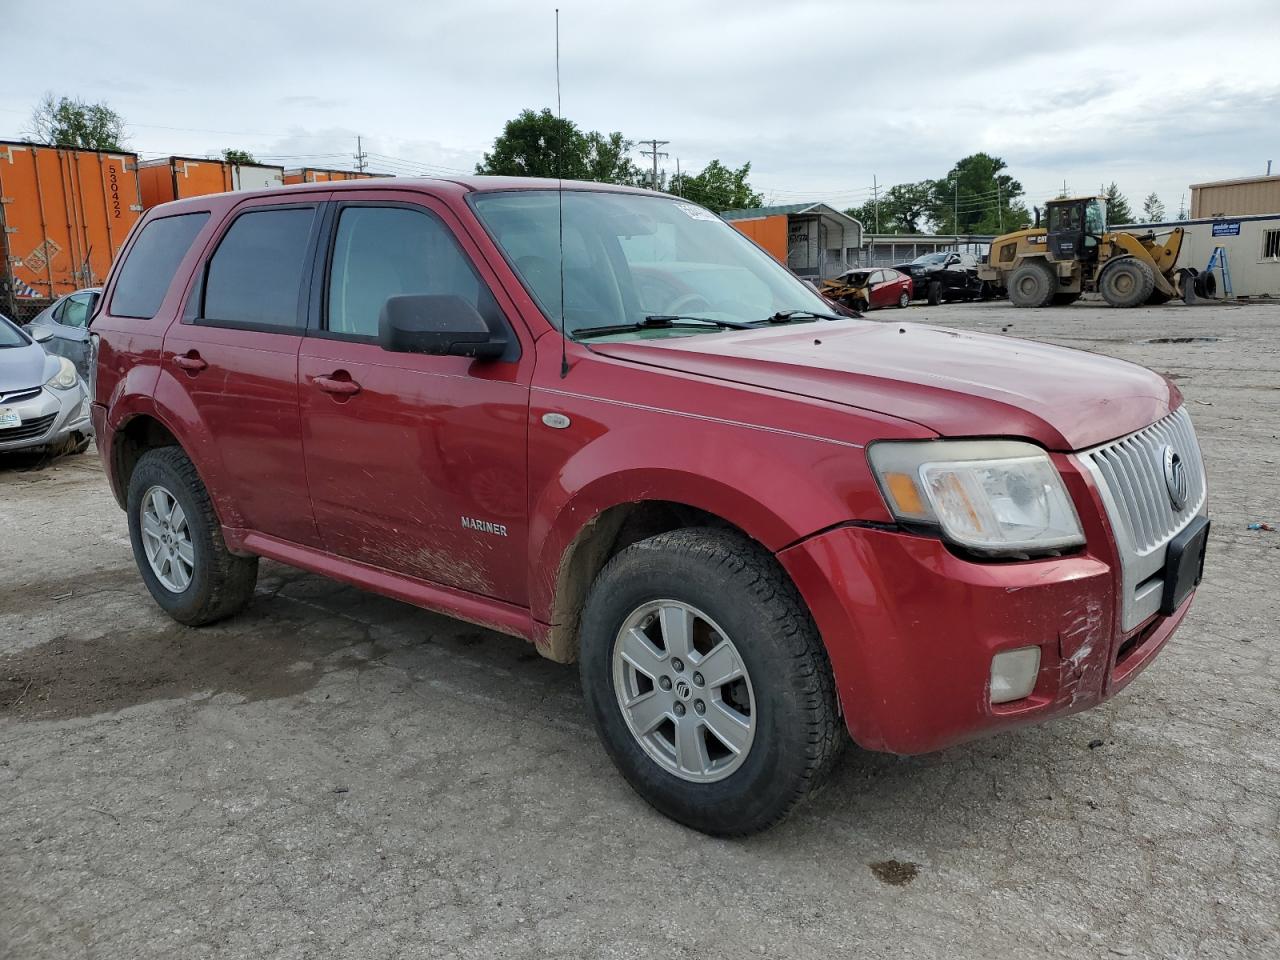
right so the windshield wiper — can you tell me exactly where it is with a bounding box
[765,309,851,323]
[574,315,754,340]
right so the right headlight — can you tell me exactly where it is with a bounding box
[868,439,1085,557]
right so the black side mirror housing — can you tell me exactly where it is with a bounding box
[378,294,507,359]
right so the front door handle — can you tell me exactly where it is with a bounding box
[314,374,361,396]
[173,352,207,373]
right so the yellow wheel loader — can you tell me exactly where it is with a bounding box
[978,196,1184,308]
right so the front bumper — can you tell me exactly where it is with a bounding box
[779,524,1192,755]
[0,381,93,452]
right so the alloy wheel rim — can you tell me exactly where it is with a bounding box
[140,484,194,593]
[612,600,756,783]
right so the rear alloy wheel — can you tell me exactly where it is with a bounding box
[127,447,258,625]
[898,290,910,308]
[580,527,842,836]
[1007,260,1058,307]
[1099,256,1156,308]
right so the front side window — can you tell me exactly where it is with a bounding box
[58,293,93,328]
[326,205,496,338]
[203,207,315,329]
[471,191,832,337]
[110,212,210,319]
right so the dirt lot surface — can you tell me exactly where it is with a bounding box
[2,299,1277,959]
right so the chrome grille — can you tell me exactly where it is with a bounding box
[1078,406,1207,630]
[1085,407,1206,555]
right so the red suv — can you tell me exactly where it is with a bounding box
[90,178,1209,835]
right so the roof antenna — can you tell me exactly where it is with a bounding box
[556,7,569,379]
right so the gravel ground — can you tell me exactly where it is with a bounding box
[1,298,1277,959]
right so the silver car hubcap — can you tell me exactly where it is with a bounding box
[612,600,756,783]
[140,485,194,593]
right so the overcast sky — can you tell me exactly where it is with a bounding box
[4,0,1277,219]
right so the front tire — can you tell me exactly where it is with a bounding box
[579,528,842,836]
[127,447,258,626]
[1099,256,1156,308]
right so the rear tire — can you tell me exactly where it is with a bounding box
[898,291,910,308]
[579,527,842,836]
[127,446,258,626]
[1007,260,1058,307]
[1099,256,1156,308]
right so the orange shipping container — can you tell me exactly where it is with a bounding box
[0,140,143,320]
[727,214,788,264]
[282,167,385,184]
[138,157,285,209]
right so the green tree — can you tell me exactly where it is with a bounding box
[1102,182,1134,225]
[930,154,1030,234]
[669,159,763,210]
[1141,191,1166,223]
[221,148,257,165]
[476,108,641,184]
[28,93,126,151]
[846,181,936,233]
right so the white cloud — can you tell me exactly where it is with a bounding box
[3,0,1277,218]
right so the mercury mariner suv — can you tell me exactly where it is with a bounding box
[90,177,1209,835]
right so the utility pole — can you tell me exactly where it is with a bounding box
[997,181,1003,232]
[353,136,368,173]
[953,181,959,236]
[872,175,880,233]
[675,158,682,197]
[639,139,669,191]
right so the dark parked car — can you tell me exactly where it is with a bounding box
[24,287,100,379]
[894,252,990,304]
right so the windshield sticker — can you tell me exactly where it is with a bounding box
[675,203,718,221]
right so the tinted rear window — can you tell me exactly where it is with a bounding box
[110,213,210,319]
[203,207,315,330]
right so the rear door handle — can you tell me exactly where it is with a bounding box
[173,352,207,373]
[314,374,361,396]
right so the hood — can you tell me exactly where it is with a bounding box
[590,321,1176,451]
[0,340,54,393]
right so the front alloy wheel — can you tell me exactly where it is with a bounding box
[613,600,756,782]
[579,527,843,836]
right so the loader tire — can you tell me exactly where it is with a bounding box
[1052,292,1082,306]
[1007,260,1057,308]
[1099,257,1156,308]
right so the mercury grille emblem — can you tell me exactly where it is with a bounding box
[1162,445,1188,511]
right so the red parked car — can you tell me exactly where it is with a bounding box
[90,178,1209,835]
[826,266,913,311]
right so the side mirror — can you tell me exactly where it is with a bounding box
[378,294,507,359]
[30,326,54,343]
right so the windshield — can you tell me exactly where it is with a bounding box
[0,315,30,348]
[1086,198,1107,234]
[471,190,833,336]
[911,253,950,266]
